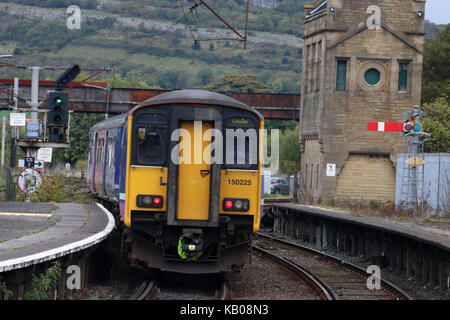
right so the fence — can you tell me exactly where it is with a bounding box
[395,153,450,216]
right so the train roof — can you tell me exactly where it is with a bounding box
[130,89,263,120]
[90,112,127,131]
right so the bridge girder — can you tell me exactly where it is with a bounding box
[0,79,300,120]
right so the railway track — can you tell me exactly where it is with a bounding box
[255,232,413,300]
[129,274,230,300]
[129,279,156,300]
[252,245,335,300]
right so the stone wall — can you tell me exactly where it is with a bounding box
[299,0,426,203]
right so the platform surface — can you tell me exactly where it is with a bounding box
[273,203,450,251]
[0,202,114,272]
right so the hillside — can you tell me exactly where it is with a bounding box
[0,0,307,93]
[0,1,446,94]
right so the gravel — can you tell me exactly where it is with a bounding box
[227,254,317,300]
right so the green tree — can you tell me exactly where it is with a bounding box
[107,73,147,89]
[197,68,214,86]
[421,25,450,104]
[279,125,301,175]
[192,41,201,51]
[202,74,271,93]
[271,78,283,93]
[422,96,450,153]
[53,113,105,164]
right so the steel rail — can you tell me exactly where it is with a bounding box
[218,276,231,300]
[252,245,335,300]
[257,232,413,300]
[129,279,156,300]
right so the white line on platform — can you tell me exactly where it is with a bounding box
[0,203,115,273]
[0,212,52,218]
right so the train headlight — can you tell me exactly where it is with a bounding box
[142,196,152,205]
[222,198,249,212]
[137,195,164,208]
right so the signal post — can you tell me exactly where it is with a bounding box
[9,65,80,201]
[367,105,430,213]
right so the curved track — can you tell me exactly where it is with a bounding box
[252,245,335,300]
[256,232,413,300]
[129,275,229,300]
[129,279,156,300]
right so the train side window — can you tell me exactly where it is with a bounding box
[136,126,167,165]
[106,130,117,168]
[96,138,104,166]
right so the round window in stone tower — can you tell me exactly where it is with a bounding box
[364,68,381,86]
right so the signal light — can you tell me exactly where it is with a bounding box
[137,195,163,208]
[413,123,422,132]
[47,92,69,142]
[403,115,422,134]
[48,92,69,126]
[54,64,81,91]
[223,198,249,212]
[403,123,413,132]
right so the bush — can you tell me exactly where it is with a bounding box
[31,174,68,203]
[24,262,62,300]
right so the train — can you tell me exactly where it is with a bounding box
[87,89,264,273]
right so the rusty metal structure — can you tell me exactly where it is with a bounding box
[0,79,300,120]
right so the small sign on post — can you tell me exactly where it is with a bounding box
[17,168,42,194]
[326,163,336,177]
[18,159,44,169]
[24,157,35,168]
[37,147,53,163]
[10,113,26,127]
[405,156,425,167]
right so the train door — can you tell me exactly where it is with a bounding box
[104,129,116,198]
[94,131,106,196]
[87,132,96,192]
[176,121,213,221]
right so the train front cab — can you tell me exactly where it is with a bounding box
[124,100,263,273]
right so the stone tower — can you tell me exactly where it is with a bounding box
[299,0,426,203]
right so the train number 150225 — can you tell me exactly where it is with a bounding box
[227,179,252,186]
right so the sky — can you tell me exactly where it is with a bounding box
[425,0,450,24]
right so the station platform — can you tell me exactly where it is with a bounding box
[0,202,115,273]
[271,203,450,251]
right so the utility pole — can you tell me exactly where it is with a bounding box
[27,67,41,159]
[1,116,6,167]
[6,78,19,201]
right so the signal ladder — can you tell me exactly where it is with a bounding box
[400,136,426,215]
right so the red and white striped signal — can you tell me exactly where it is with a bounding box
[367,122,404,132]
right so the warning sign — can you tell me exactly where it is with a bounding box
[17,168,42,194]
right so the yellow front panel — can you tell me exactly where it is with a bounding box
[128,166,168,211]
[177,122,212,220]
[219,170,259,217]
